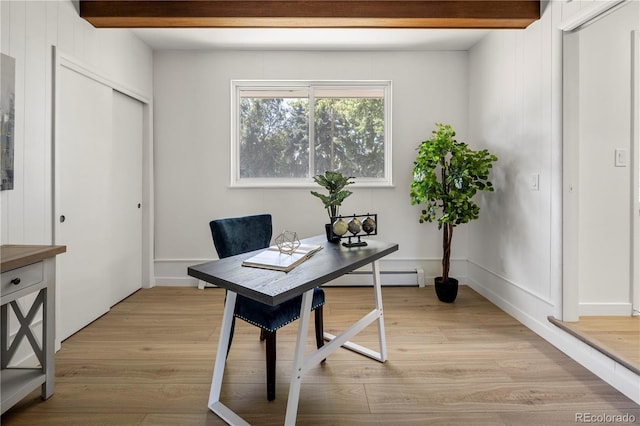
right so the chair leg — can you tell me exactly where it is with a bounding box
[265,330,276,401]
[315,306,326,363]
[314,306,324,349]
[260,328,267,341]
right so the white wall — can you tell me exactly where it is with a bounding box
[468,0,639,404]
[0,0,152,245]
[468,15,557,308]
[153,50,470,285]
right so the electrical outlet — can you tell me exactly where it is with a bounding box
[615,149,627,167]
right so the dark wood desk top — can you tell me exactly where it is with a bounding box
[188,235,398,306]
[1,245,67,273]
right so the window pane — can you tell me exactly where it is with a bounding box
[314,97,385,178]
[232,80,391,187]
[239,97,309,178]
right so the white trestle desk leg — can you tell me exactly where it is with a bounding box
[322,259,388,362]
[284,288,314,426]
[207,291,250,426]
[372,260,387,362]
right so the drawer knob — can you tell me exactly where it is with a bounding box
[11,278,21,285]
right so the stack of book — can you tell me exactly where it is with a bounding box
[242,243,323,272]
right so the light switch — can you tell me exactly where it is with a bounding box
[529,173,540,191]
[615,149,627,167]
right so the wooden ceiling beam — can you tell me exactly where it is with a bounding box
[80,1,540,29]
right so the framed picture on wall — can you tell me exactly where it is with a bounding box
[1,53,15,191]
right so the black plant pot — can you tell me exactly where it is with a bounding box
[325,224,341,243]
[434,277,459,303]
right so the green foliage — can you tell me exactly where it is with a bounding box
[239,98,309,178]
[310,171,355,219]
[314,98,385,178]
[409,123,497,282]
[239,97,384,179]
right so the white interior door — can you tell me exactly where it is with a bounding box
[110,91,143,306]
[56,65,113,341]
[564,3,638,317]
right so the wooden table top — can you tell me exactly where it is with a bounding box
[188,235,398,306]
[1,245,67,273]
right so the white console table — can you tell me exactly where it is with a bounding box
[1,245,66,415]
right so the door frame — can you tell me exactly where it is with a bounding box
[632,30,639,316]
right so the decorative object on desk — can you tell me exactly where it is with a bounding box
[362,216,377,234]
[347,217,362,235]
[410,123,497,303]
[275,230,300,254]
[242,243,323,272]
[332,213,378,247]
[310,170,354,242]
[332,218,348,236]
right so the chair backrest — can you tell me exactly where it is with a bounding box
[209,214,273,259]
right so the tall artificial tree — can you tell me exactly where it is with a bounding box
[410,123,497,285]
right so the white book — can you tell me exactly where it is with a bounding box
[242,244,323,272]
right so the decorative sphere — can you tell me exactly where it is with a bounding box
[332,218,348,236]
[362,216,377,234]
[347,218,362,235]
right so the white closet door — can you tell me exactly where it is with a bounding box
[110,91,143,306]
[56,66,113,341]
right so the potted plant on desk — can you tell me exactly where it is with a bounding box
[311,171,355,242]
[410,123,497,302]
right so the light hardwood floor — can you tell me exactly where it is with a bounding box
[2,286,639,425]
[551,316,640,374]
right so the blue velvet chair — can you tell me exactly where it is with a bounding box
[209,214,325,401]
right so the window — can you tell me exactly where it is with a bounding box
[231,81,392,187]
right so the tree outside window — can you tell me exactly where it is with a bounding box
[233,81,391,187]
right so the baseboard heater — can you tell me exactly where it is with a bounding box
[199,268,425,289]
[325,268,425,287]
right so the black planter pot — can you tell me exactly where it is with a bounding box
[325,223,341,243]
[434,277,459,303]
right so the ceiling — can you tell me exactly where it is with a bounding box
[131,28,491,51]
[81,0,539,51]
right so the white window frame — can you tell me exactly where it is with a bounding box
[230,80,392,188]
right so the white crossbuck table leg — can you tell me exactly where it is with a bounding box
[207,291,251,426]
[284,260,387,425]
[207,260,387,425]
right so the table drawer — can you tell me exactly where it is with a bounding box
[1,262,44,298]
